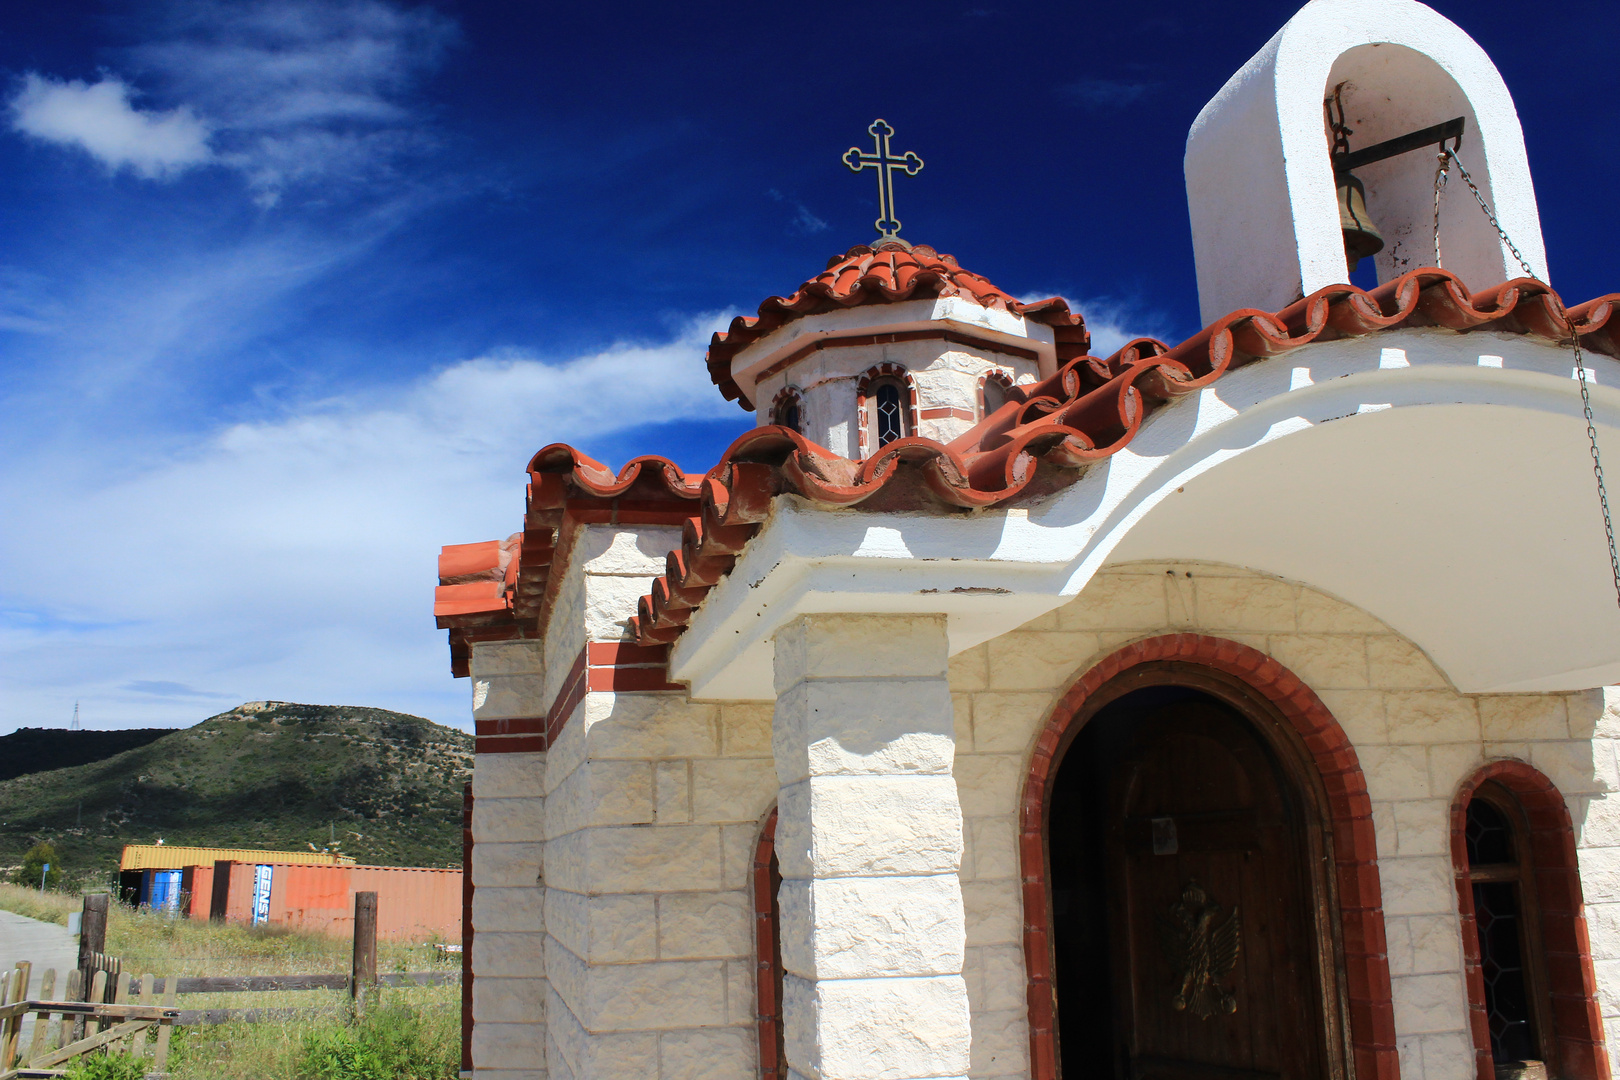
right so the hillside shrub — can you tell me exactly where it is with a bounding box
[294,1004,457,1080]
[11,842,63,889]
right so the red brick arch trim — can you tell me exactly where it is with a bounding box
[754,807,784,1080]
[855,362,917,457]
[1450,761,1609,1080]
[978,368,1015,419]
[1019,633,1396,1080]
[769,385,804,432]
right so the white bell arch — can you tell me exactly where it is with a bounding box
[1184,0,1547,324]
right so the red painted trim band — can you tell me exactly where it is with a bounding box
[475,641,683,754]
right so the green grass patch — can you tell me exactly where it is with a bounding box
[0,887,462,1080]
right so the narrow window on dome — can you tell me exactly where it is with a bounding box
[772,389,802,433]
[871,378,907,446]
[982,371,1014,418]
[1464,785,1553,1069]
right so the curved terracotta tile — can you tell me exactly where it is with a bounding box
[440,267,1620,668]
[706,241,1084,407]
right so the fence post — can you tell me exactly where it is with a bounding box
[72,893,109,1040]
[351,892,377,1015]
[75,894,108,1000]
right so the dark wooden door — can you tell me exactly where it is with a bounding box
[1106,702,1325,1079]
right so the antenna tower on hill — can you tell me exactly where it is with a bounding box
[71,702,79,730]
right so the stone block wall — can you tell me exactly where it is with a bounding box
[948,561,1614,1080]
[469,542,1616,1080]
[469,654,549,1080]
[540,691,775,1080]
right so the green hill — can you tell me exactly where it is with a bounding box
[0,727,176,782]
[0,702,472,883]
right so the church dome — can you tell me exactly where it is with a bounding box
[706,240,1084,409]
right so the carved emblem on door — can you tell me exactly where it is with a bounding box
[1158,880,1241,1019]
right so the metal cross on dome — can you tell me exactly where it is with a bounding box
[843,119,924,246]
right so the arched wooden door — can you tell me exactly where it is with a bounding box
[1048,682,1342,1079]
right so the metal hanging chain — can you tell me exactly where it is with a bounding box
[1439,146,1620,609]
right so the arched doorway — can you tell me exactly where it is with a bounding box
[1023,636,1392,1080]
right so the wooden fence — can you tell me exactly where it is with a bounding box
[0,890,459,1077]
[0,962,179,1079]
[0,963,461,1077]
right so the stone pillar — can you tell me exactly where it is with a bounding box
[772,614,970,1080]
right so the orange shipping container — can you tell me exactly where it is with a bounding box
[208,861,461,941]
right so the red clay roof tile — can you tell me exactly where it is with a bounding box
[438,266,1620,672]
[707,241,1087,408]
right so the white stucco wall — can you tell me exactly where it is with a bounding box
[752,337,1040,456]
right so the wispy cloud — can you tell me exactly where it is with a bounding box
[7,0,457,206]
[0,315,743,730]
[130,0,458,204]
[1017,291,1175,358]
[1058,78,1152,110]
[123,681,230,699]
[769,189,829,235]
[10,74,212,179]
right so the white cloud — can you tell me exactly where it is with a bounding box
[8,0,455,204]
[0,317,745,733]
[1017,291,1176,359]
[10,74,212,179]
[132,0,457,204]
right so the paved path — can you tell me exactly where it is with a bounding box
[0,907,78,981]
[0,909,79,1050]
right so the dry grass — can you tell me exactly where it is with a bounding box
[0,886,461,1079]
[0,882,81,925]
[0,885,457,976]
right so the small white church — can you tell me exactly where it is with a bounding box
[434,2,1620,1078]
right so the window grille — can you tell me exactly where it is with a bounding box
[872,379,906,446]
[1464,786,1549,1067]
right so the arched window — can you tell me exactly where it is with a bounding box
[1452,764,1606,1080]
[871,378,907,445]
[1462,783,1552,1069]
[1467,793,1544,1064]
[855,363,916,456]
[981,370,1015,418]
[771,387,803,433]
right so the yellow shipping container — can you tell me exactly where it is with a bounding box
[119,844,356,871]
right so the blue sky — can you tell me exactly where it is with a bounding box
[0,0,1613,734]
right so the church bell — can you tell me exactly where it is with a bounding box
[1336,169,1384,272]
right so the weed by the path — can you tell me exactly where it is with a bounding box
[294,1004,458,1080]
[62,1051,147,1080]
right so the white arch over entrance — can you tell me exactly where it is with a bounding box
[1071,331,1620,692]
[671,328,1620,699]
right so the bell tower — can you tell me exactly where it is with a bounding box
[1183,0,1547,324]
